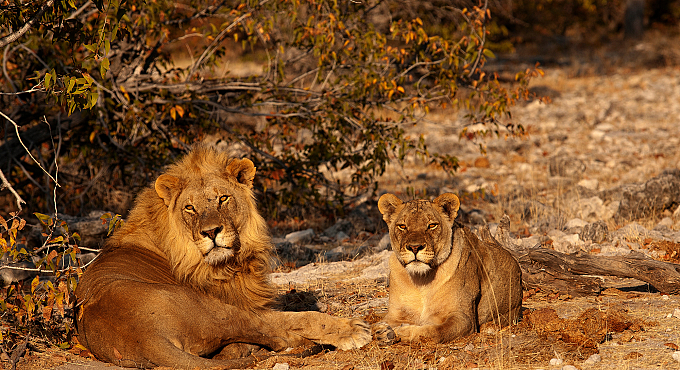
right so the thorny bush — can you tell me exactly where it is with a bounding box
[0,212,121,352]
[0,0,544,220]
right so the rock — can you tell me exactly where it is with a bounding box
[673,308,680,319]
[272,363,290,370]
[577,178,599,190]
[605,169,680,221]
[580,220,609,243]
[274,241,316,268]
[285,229,315,244]
[321,246,348,262]
[576,196,609,221]
[674,351,680,363]
[561,365,577,370]
[374,234,391,252]
[549,358,563,366]
[549,232,582,254]
[323,219,354,238]
[565,218,587,229]
[656,217,674,230]
[549,155,586,178]
[584,353,602,365]
[335,231,350,242]
[474,156,490,168]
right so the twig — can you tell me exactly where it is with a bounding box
[0,110,61,187]
[0,168,25,211]
[0,253,100,274]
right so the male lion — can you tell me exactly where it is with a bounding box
[374,193,522,343]
[75,147,371,369]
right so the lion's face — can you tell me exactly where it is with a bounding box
[154,156,259,267]
[378,193,460,275]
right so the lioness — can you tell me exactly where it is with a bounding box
[75,147,371,369]
[375,193,522,343]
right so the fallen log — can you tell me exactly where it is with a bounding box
[482,215,680,296]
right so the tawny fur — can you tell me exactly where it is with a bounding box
[375,193,523,343]
[75,146,371,369]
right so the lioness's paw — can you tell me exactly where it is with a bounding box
[394,324,421,342]
[335,319,371,351]
[372,322,398,345]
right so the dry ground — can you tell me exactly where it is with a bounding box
[8,29,680,370]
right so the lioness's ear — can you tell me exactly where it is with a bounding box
[378,193,404,225]
[226,158,256,188]
[155,174,181,206]
[433,193,460,221]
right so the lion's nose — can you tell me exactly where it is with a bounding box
[406,244,424,254]
[201,226,223,240]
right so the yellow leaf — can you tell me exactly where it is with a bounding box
[170,107,176,120]
[175,105,185,117]
[397,86,405,93]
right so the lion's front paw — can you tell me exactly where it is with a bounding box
[372,322,398,345]
[334,319,372,351]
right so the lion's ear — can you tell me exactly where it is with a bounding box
[378,193,404,225]
[433,193,460,221]
[226,158,256,188]
[155,174,181,206]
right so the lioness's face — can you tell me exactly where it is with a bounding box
[378,193,460,275]
[155,158,257,266]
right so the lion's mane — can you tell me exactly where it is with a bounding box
[104,147,274,310]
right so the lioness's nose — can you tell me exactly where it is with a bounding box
[201,226,223,240]
[407,244,424,254]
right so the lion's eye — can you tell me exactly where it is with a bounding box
[397,224,407,231]
[428,223,438,230]
[184,204,195,213]
[219,195,230,204]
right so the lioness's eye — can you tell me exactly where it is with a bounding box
[219,195,230,204]
[184,204,195,212]
[397,224,407,231]
[428,223,438,230]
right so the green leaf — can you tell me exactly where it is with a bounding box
[482,49,495,58]
[44,72,52,89]
[35,213,53,227]
[100,57,110,78]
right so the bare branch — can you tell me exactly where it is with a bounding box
[0,168,26,211]
[0,110,61,187]
[0,0,55,49]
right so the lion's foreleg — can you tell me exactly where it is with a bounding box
[259,311,371,350]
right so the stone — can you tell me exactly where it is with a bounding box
[274,241,316,268]
[285,228,315,244]
[605,169,680,221]
[565,218,587,229]
[577,178,599,190]
[580,220,609,243]
[549,155,586,178]
[335,231,350,242]
[549,358,563,366]
[323,219,354,238]
[656,217,674,230]
[272,363,290,370]
[584,353,601,365]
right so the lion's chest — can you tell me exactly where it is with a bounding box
[387,254,456,326]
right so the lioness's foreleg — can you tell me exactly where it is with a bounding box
[380,311,476,343]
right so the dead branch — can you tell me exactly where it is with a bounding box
[0,168,25,211]
[485,215,680,296]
